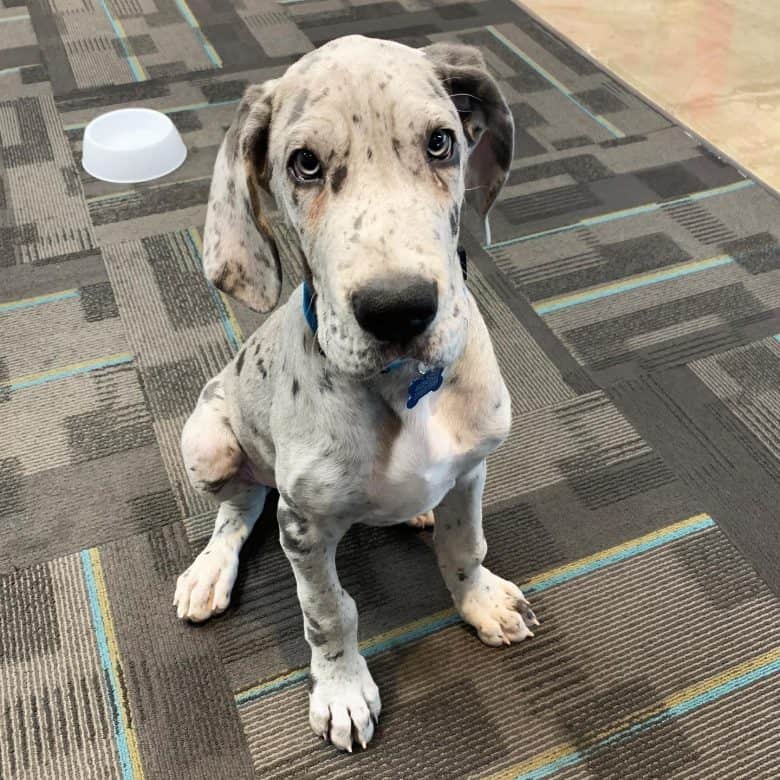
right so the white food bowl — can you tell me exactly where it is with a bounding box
[81,108,187,184]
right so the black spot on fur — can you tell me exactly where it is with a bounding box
[324,650,344,662]
[366,147,373,160]
[307,626,328,646]
[352,113,360,124]
[235,349,246,375]
[281,527,310,555]
[287,89,309,126]
[292,378,300,397]
[457,569,467,581]
[330,165,347,194]
[201,478,229,494]
[449,206,460,236]
[311,87,330,105]
[243,195,255,224]
[391,138,401,159]
[290,515,309,536]
[257,356,267,378]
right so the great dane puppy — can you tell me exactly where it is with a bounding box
[174,34,537,751]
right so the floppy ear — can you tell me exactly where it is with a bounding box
[423,43,514,221]
[203,80,283,312]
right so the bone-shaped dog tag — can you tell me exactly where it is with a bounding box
[406,366,444,409]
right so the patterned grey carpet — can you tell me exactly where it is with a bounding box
[1,1,779,778]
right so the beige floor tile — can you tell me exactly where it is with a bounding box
[517,0,780,191]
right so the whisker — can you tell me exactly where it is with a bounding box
[447,91,483,102]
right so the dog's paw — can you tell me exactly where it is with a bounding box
[407,510,435,528]
[457,567,539,647]
[174,539,239,622]
[309,655,381,751]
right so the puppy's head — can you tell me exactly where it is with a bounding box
[204,35,513,377]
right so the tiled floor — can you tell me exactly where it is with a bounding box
[517,0,780,191]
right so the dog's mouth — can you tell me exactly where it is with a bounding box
[317,285,469,380]
[373,325,462,378]
[378,341,416,367]
[321,333,442,381]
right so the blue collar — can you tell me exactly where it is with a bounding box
[300,246,467,408]
[302,280,318,332]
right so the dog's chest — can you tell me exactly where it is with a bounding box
[366,396,490,522]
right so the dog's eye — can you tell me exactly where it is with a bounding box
[289,148,322,182]
[426,129,454,161]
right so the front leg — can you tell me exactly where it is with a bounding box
[175,479,268,622]
[435,461,538,646]
[278,498,380,751]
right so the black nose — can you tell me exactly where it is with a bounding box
[352,277,438,343]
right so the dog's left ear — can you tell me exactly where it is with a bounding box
[423,42,514,220]
[202,80,283,312]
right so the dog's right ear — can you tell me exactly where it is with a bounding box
[203,80,282,313]
[423,43,514,233]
